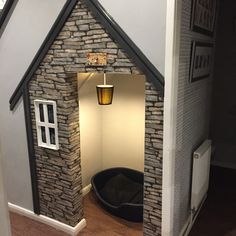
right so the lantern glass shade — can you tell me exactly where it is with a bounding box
[96,85,114,105]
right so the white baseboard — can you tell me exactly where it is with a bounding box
[82,184,92,196]
[8,203,86,236]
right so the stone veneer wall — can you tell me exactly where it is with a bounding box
[144,82,163,236]
[28,0,163,234]
[30,74,82,226]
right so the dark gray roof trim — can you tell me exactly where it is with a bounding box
[10,0,164,110]
[0,0,17,31]
[84,0,164,89]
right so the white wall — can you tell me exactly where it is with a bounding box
[0,0,66,211]
[98,0,167,75]
[79,73,145,188]
[0,140,12,236]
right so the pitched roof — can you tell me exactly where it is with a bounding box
[9,0,164,111]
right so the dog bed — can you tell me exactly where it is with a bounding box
[91,167,144,222]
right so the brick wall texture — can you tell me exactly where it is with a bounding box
[28,0,163,234]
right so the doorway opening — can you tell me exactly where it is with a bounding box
[78,73,145,234]
[78,72,163,235]
[79,73,146,189]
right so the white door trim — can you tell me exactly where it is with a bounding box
[162,0,182,235]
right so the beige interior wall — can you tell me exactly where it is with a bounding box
[102,74,145,171]
[79,74,103,188]
[79,73,145,188]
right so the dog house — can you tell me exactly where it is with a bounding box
[9,0,164,235]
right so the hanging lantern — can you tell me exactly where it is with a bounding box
[96,73,114,105]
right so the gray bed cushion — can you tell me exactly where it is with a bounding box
[99,173,143,206]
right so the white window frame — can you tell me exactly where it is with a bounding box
[34,100,59,150]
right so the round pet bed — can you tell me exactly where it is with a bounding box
[91,167,144,222]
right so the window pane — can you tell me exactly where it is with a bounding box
[41,127,46,143]
[47,104,54,123]
[39,104,44,122]
[49,128,56,145]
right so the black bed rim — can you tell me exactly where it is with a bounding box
[91,167,144,209]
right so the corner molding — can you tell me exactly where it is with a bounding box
[8,203,86,236]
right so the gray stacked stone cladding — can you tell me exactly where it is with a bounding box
[28,0,163,233]
[144,82,163,236]
[29,75,82,226]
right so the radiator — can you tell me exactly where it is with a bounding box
[191,140,212,213]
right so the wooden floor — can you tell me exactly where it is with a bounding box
[11,167,236,235]
[10,213,68,236]
[80,192,143,236]
[189,166,236,236]
[10,192,143,236]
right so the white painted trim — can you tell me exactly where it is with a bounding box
[34,100,59,150]
[82,184,92,196]
[8,203,86,236]
[162,0,182,235]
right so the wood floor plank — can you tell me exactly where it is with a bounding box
[81,192,143,235]
[10,191,143,236]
